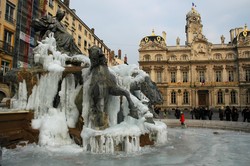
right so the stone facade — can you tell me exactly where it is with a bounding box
[139,7,250,111]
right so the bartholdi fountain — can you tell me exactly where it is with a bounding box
[2,9,167,153]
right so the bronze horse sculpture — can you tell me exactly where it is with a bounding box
[88,46,139,128]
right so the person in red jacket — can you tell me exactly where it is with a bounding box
[180,112,185,126]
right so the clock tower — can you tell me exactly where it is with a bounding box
[185,7,203,45]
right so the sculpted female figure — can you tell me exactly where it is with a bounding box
[32,9,82,56]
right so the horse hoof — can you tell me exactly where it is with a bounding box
[145,117,155,124]
[128,110,139,119]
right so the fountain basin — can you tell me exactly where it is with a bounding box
[1,127,250,166]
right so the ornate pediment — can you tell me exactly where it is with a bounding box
[196,65,207,70]
[142,66,152,71]
[213,65,223,70]
[154,65,164,71]
[167,66,177,71]
[180,66,189,71]
[242,63,250,69]
[225,65,236,70]
[139,41,167,51]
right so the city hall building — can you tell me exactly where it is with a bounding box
[139,7,250,111]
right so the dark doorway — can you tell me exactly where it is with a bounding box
[198,90,209,107]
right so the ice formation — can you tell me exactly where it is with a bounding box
[10,34,167,153]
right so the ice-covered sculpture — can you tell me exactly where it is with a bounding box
[10,34,167,153]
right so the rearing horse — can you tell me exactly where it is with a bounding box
[88,46,138,127]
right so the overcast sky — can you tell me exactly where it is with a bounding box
[70,0,250,65]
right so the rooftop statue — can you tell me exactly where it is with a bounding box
[32,9,82,56]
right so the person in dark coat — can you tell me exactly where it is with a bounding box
[219,107,224,121]
[245,107,250,122]
[242,106,249,122]
[175,107,181,119]
[231,106,239,121]
[225,106,231,121]
[208,108,213,120]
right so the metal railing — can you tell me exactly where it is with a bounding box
[0,41,14,56]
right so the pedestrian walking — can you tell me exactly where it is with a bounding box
[180,112,185,127]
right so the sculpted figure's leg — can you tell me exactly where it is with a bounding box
[109,86,139,119]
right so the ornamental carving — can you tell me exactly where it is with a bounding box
[225,65,236,70]
[195,65,207,70]
[180,66,189,71]
[213,65,223,70]
[154,65,164,71]
[167,66,177,71]
[142,66,152,71]
[242,64,250,69]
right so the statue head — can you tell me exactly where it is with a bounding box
[56,9,65,21]
[88,46,107,70]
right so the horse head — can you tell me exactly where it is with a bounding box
[88,46,107,70]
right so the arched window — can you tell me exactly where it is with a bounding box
[155,54,162,61]
[170,55,177,61]
[144,54,151,61]
[243,51,250,58]
[171,91,176,104]
[181,54,188,60]
[226,53,234,59]
[214,53,222,60]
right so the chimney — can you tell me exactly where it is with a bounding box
[162,31,167,44]
[91,28,95,34]
[110,50,115,59]
[64,0,70,7]
[118,49,121,59]
[230,29,235,42]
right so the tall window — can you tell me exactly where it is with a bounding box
[183,71,188,82]
[156,71,162,83]
[4,29,13,53]
[170,55,177,61]
[1,60,10,74]
[4,29,12,45]
[78,24,82,31]
[247,90,250,104]
[5,1,15,24]
[183,91,189,104]
[228,71,234,82]
[49,0,54,8]
[215,71,222,82]
[171,72,176,83]
[156,55,162,61]
[171,91,176,104]
[246,70,250,81]
[230,90,237,104]
[217,90,223,104]
[78,35,81,46]
[199,71,205,83]
[144,55,150,61]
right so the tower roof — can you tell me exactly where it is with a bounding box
[140,30,165,43]
[186,7,200,18]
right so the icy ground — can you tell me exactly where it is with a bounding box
[2,128,250,166]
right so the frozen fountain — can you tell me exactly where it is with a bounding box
[8,29,167,153]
